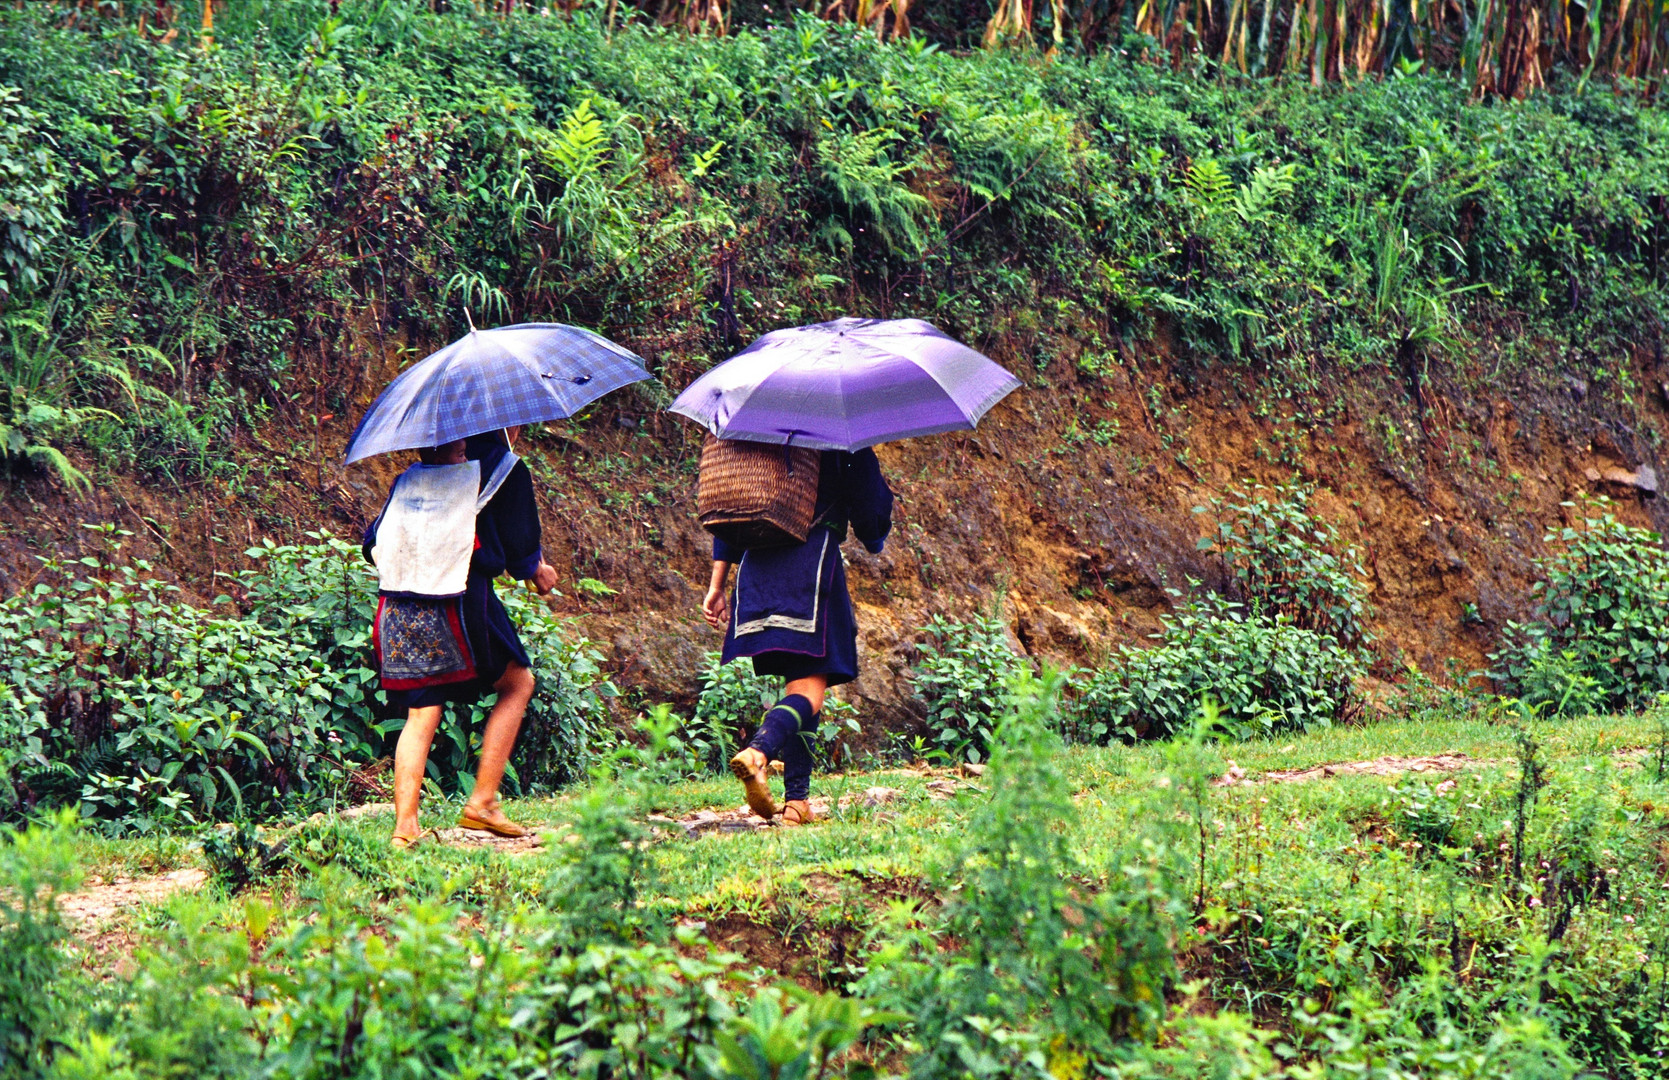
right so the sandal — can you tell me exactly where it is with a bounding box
[389,828,433,850]
[779,800,815,827]
[730,747,778,821]
[457,812,531,839]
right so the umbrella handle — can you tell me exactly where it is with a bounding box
[523,578,561,613]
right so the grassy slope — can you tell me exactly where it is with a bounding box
[68,706,1669,1054]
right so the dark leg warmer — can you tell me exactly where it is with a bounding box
[780,710,820,802]
[748,694,821,801]
[748,694,813,761]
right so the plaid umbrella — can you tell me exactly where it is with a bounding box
[668,317,1019,451]
[343,323,653,465]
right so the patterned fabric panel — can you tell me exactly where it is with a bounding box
[375,597,477,689]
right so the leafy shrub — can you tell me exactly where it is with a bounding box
[1,6,1664,500]
[0,813,78,1080]
[911,612,1025,763]
[1389,777,1464,853]
[0,535,617,828]
[541,724,664,944]
[861,671,1180,1076]
[0,310,120,493]
[0,86,63,301]
[1198,482,1370,649]
[683,652,784,776]
[1491,503,1669,716]
[1389,659,1485,725]
[35,811,884,1080]
[0,553,369,831]
[1071,596,1362,742]
[202,821,291,894]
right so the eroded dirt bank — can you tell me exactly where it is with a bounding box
[4,330,1664,733]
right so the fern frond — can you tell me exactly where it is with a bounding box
[1183,158,1233,212]
[1233,163,1297,224]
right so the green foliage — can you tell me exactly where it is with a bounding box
[19,811,887,1080]
[816,126,933,256]
[201,821,291,894]
[1,534,616,829]
[0,86,63,301]
[1491,502,1669,716]
[707,986,898,1080]
[0,311,128,493]
[1198,482,1369,649]
[861,670,1181,1076]
[543,777,658,944]
[0,547,367,831]
[0,6,1662,494]
[0,813,78,1080]
[685,653,783,776]
[19,680,1669,1079]
[910,612,1025,763]
[1072,595,1362,742]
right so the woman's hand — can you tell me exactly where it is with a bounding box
[532,561,559,596]
[702,561,732,632]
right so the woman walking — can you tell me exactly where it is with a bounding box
[364,427,558,848]
[702,448,893,825]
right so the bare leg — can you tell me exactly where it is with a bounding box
[784,675,828,714]
[462,662,535,825]
[393,705,444,840]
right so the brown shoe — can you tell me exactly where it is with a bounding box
[730,747,777,820]
[779,800,814,827]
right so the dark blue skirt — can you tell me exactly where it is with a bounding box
[721,529,859,687]
[380,573,532,714]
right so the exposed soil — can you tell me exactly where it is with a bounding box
[647,774,980,836]
[326,803,553,851]
[58,868,208,929]
[1214,752,1496,786]
[8,323,1668,744]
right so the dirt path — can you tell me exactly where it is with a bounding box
[330,803,550,852]
[58,868,209,929]
[648,772,981,838]
[1215,753,1498,787]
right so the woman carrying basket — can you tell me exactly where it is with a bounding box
[676,317,1019,825]
[701,449,893,826]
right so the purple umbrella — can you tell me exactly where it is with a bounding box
[668,318,1020,450]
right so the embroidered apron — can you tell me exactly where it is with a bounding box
[370,454,518,689]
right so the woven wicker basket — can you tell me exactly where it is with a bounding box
[698,435,821,550]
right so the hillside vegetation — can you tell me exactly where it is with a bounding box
[5,0,1669,810]
[8,4,1669,1078]
[11,688,1669,1078]
[3,0,1666,499]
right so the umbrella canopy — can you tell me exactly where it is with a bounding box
[668,317,1020,451]
[343,323,652,465]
